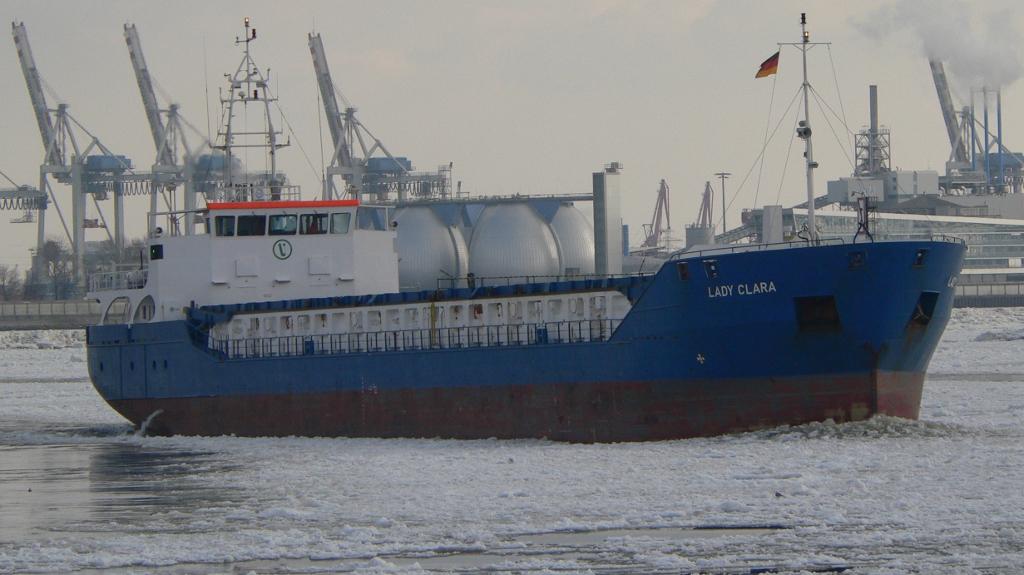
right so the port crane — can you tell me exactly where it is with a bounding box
[309,32,450,202]
[929,58,1024,193]
[12,21,150,292]
[124,23,215,235]
[640,179,672,250]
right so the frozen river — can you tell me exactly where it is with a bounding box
[1,308,1023,574]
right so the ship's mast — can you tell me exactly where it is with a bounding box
[208,18,300,204]
[217,18,287,188]
[778,15,826,242]
[797,13,818,242]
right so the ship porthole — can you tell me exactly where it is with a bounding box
[129,361,134,371]
[99,362,104,372]
[152,360,157,370]
[163,360,168,369]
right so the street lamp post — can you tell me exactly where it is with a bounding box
[714,172,731,232]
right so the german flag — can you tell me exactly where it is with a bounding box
[755,51,780,78]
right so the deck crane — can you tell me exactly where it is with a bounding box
[640,179,671,249]
[309,32,450,202]
[124,23,202,234]
[13,21,141,295]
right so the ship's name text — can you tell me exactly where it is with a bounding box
[707,281,777,298]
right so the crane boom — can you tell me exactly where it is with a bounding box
[640,179,670,248]
[124,23,172,165]
[12,22,60,166]
[929,59,968,164]
[309,32,350,168]
[697,181,714,228]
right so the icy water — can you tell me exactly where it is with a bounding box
[2,309,1024,574]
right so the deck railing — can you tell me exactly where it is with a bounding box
[206,319,620,360]
[436,272,653,291]
[209,182,302,203]
[88,269,148,292]
[669,233,965,259]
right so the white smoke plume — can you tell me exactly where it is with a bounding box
[855,0,1024,89]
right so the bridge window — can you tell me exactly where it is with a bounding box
[330,212,351,234]
[237,215,266,236]
[215,216,235,236]
[300,214,328,235]
[269,215,297,235]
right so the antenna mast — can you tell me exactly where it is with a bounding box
[783,13,826,242]
[212,18,295,202]
[799,14,817,241]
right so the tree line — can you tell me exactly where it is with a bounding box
[0,236,149,301]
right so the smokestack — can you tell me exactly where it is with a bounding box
[870,85,878,134]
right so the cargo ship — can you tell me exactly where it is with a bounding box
[84,16,966,441]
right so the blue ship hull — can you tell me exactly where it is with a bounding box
[86,240,965,441]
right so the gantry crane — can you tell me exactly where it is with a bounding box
[309,32,450,201]
[13,21,146,294]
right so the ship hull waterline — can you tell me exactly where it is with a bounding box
[105,371,922,441]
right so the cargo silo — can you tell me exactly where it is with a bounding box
[468,203,561,280]
[685,224,716,248]
[393,206,469,291]
[550,202,595,275]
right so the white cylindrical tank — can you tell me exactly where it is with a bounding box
[550,202,595,275]
[469,203,561,280]
[393,206,468,291]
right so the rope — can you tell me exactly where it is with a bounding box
[716,84,802,230]
[809,88,857,174]
[753,64,780,209]
[267,87,322,186]
[773,103,803,206]
[0,169,19,187]
[827,46,853,156]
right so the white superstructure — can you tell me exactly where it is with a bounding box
[88,199,399,325]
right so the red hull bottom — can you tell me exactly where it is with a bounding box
[109,372,924,442]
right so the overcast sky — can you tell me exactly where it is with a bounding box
[0,0,1022,269]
